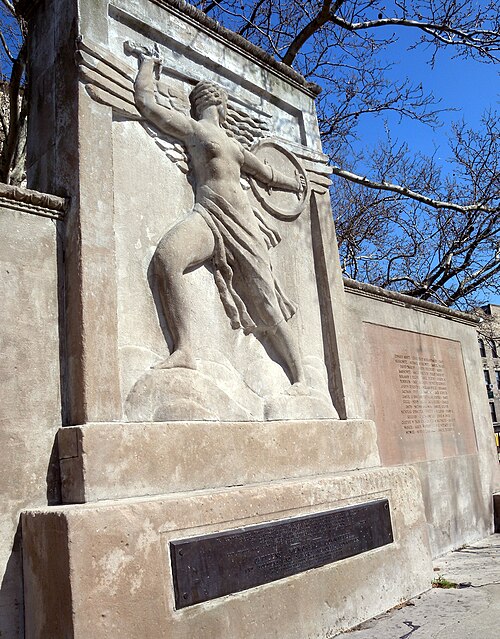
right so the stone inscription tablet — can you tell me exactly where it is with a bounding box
[365,324,477,465]
[170,499,393,608]
[396,354,453,435]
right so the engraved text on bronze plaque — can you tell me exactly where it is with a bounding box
[170,499,393,608]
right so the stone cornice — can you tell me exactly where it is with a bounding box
[19,0,321,96]
[344,278,479,325]
[147,0,321,96]
[0,183,67,219]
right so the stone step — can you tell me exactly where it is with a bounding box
[58,419,380,504]
[22,466,431,639]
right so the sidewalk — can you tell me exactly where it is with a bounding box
[335,534,500,639]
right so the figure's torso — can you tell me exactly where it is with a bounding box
[188,121,250,209]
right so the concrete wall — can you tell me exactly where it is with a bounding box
[344,279,500,557]
[0,189,64,637]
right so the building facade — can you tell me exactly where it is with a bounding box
[478,304,500,461]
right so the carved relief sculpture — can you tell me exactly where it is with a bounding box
[77,37,338,420]
[130,45,310,393]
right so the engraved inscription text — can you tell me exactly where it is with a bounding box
[170,500,393,608]
[395,354,454,435]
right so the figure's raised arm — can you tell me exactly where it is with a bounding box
[129,45,193,142]
[242,148,304,193]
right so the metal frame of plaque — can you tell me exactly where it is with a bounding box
[170,499,393,608]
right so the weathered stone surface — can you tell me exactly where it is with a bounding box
[26,0,342,423]
[124,352,337,421]
[10,2,498,638]
[26,0,123,425]
[0,201,62,638]
[58,419,380,504]
[125,364,261,422]
[365,324,477,465]
[23,466,432,639]
[344,280,500,556]
[415,455,492,553]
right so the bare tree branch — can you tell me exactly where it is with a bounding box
[282,1,332,65]
[0,1,16,19]
[331,166,496,215]
[0,39,25,181]
[238,0,267,36]
[0,29,14,62]
[4,0,499,305]
[330,13,498,45]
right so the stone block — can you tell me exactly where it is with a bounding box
[23,466,432,639]
[25,0,348,424]
[58,419,381,503]
[345,281,499,556]
[0,198,62,638]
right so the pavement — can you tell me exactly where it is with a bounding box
[335,534,500,639]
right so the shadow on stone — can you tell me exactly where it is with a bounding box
[46,435,62,506]
[0,523,24,638]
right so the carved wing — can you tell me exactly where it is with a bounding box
[77,38,272,174]
[76,36,140,119]
[224,104,271,149]
[76,37,190,172]
[223,104,272,189]
[141,122,190,173]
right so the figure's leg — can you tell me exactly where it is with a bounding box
[235,264,308,392]
[153,212,215,369]
[266,319,309,394]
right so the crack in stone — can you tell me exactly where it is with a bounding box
[400,620,421,639]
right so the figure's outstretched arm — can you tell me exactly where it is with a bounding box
[242,149,304,193]
[132,52,193,142]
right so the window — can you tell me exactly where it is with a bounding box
[490,402,497,423]
[479,339,486,357]
[492,341,498,359]
[484,370,493,398]
[496,371,500,390]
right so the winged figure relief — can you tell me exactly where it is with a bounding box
[77,36,316,395]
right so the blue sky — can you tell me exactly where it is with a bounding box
[351,27,499,305]
[354,27,498,165]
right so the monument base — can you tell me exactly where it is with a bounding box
[57,419,380,503]
[22,465,432,638]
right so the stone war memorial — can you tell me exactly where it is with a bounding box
[1,0,499,637]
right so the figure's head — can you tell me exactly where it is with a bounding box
[190,81,227,122]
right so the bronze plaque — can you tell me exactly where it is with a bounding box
[364,323,477,465]
[170,499,393,608]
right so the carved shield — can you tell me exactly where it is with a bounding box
[249,140,309,220]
